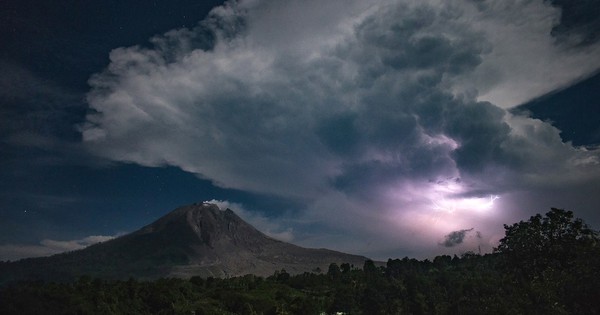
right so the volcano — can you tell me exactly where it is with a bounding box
[0,203,369,283]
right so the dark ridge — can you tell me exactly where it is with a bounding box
[0,202,370,284]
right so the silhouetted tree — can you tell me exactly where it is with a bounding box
[327,263,341,280]
[496,208,598,275]
[496,208,600,313]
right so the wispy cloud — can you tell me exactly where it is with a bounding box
[0,235,116,262]
[0,61,83,148]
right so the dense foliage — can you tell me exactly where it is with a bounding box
[1,208,598,314]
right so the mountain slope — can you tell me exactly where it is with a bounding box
[0,203,369,283]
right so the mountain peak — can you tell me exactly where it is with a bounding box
[137,202,268,249]
[160,202,232,220]
[1,202,370,282]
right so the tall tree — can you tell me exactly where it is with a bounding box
[496,208,598,274]
[496,208,600,313]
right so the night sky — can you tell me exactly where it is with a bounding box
[1,0,599,261]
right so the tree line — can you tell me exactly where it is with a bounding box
[0,208,598,314]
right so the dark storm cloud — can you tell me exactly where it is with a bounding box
[440,228,474,247]
[348,3,486,75]
[310,3,500,197]
[79,0,600,258]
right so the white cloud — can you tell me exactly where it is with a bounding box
[81,0,600,259]
[0,235,116,262]
[457,0,600,107]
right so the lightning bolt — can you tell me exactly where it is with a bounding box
[432,194,499,213]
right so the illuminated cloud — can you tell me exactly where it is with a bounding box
[81,0,600,258]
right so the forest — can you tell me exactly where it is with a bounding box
[0,208,598,315]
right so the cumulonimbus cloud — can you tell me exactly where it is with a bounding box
[80,0,600,258]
